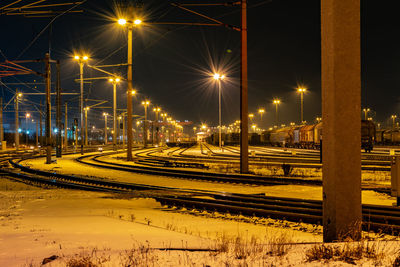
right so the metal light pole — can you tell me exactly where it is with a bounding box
[297,87,306,123]
[15,91,21,150]
[109,78,120,150]
[73,55,88,155]
[213,73,225,150]
[142,100,150,147]
[103,113,108,144]
[25,113,30,147]
[84,107,89,146]
[64,103,68,151]
[122,113,126,148]
[118,17,142,160]
[118,115,122,145]
[363,108,370,120]
[35,119,38,147]
[258,108,265,127]
[273,99,280,126]
[161,113,167,145]
[153,107,161,146]
[392,115,397,129]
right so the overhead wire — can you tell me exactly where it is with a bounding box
[16,0,88,60]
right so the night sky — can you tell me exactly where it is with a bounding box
[1,0,399,132]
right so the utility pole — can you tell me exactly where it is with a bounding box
[79,61,84,155]
[56,60,62,158]
[15,89,20,150]
[64,103,68,151]
[45,53,52,164]
[126,8,134,160]
[240,0,249,173]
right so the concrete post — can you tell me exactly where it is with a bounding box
[321,0,361,242]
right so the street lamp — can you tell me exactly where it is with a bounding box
[109,77,121,150]
[392,115,397,129]
[84,107,89,146]
[25,113,30,147]
[14,91,22,150]
[73,54,89,155]
[316,117,322,123]
[363,108,370,120]
[160,112,167,145]
[213,73,225,150]
[297,87,307,123]
[258,108,265,126]
[103,112,108,144]
[251,124,257,133]
[118,16,142,161]
[141,100,150,147]
[273,99,280,126]
[153,107,161,146]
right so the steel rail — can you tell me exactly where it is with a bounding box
[2,155,400,235]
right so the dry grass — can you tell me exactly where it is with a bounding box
[120,242,158,267]
[305,240,388,265]
[213,231,293,260]
[65,248,110,267]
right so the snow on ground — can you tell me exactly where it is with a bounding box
[20,152,396,207]
[2,178,400,266]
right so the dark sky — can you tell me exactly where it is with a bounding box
[1,0,399,131]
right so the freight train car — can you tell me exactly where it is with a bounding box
[261,120,374,152]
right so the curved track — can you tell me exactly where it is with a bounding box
[1,155,400,235]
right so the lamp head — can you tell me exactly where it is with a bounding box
[118,18,127,25]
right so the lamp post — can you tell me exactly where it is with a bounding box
[297,87,306,123]
[153,107,161,146]
[251,124,257,133]
[392,115,397,129]
[363,108,370,120]
[118,17,142,160]
[15,91,22,150]
[258,108,265,127]
[109,77,121,150]
[213,73,225,150]
[273,99,280,126]
[103,112,108,144]
[73,55,89,155]
[316,117,322,123]
[160,112,167,145]
[25,113,30,147]
[84,107,89,146]
[141,100,150,147]
[118,115,122,145]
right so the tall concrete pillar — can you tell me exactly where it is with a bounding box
[321,0,361,242]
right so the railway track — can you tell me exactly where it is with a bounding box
[126,143,392,172]
[1,155,400,236]
[76,152,323,187]
[71,148,391,194]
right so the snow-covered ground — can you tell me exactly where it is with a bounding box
[20,152,394,206]
[2,151,398,265]
[2,178,400,266]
